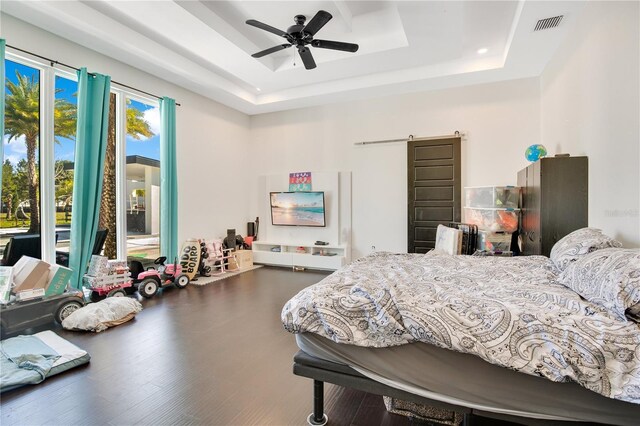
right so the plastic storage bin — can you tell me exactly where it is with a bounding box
[477,231,512,252]
[464,207,520,233]
[465,186,520,209]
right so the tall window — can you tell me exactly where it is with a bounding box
[53,75,77,255]
[98,93,117,259]
[3,52,162,265]
[125,98,159,262]
[2,60,41,258]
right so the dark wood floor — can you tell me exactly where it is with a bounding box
[1,266,518,426]
[0,267,424,425]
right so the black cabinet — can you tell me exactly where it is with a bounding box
[517,156,588,256]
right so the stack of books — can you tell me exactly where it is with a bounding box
[434,223,479,256]
[448,222,479,255]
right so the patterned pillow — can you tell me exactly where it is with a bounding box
[559,248,640,321]
[550,228,622,272]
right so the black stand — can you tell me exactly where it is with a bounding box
[306,380,328,425]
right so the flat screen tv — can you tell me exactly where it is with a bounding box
[270,191,326,227]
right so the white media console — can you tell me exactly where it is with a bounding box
[252,241,348,271]
[255,170,352,271]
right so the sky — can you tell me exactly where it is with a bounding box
[271,191,325,208]
[3,59,160,167]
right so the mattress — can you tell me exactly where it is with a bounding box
[283,252,640,403]
[1,331,90,392]
[297,333,640,425]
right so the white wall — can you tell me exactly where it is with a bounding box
[540,1,640,247]
[258,171,351,254]
[250,78,541,258]
[6,2,636,257]
[0,14,252,245]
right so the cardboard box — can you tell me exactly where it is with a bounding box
[16,288,45,301]
[13,256,51,292]
[87,255,109,276]
[107,260,128,268]
[83,272,131,288]
[234,250,253,269]
[227,255,239,271]
[0,266,13,303]
[45,265,73,297]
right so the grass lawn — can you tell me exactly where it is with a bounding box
[0,212,72,229]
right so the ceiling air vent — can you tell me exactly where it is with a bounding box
[534,15,564,31]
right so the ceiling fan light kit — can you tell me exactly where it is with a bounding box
[246,10,359,70]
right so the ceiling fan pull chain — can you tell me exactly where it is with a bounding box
[293,48,296,67]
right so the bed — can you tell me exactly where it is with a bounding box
[282,244,640,425]
[0,330,90,393]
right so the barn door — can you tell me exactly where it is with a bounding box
[408,137,461,253]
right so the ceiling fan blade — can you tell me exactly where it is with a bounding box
[252,44,292,58]
[312,39,359,53]
[297,47,317,70]
[303,10,332,36]
[246,19,289,38]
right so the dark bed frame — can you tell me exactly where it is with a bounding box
[293,350,598,426]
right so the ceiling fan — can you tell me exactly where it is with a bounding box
[245,10,359,70]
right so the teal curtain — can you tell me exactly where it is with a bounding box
[160,97,178,263]
[69,68,111,289]
[0,39,5,201]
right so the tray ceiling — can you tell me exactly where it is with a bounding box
[1,1,585,114]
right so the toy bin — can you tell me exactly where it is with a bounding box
[464,207,520,233]
[477,231,512,252]
[465,186,520,209]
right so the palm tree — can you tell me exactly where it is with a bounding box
[4,69,154,255]
[99,98,154,258]
[4,71,76,233]
[99,94,118,258]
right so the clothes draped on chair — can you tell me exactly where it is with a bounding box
[159,96,178,263]
[68,68,111,289]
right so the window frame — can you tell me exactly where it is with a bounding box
[49,69,79,261]
[4,49,159,263]
[4,51,48,259]
[115,89,160,260]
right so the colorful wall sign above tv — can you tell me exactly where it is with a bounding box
[270,191,326,227]
[289,172,312,191]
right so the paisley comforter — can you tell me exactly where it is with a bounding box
[282,252,640,403]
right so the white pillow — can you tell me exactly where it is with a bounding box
[550,228,622,272]
[62,298,143,332]
[559,248,640,321]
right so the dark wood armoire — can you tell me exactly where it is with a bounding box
[517,156,588,257]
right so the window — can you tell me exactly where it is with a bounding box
[3,51,162,265]
[2,59,41,259]
[53,75,77,255]
[125,98,159,262]
[98,93,117,259]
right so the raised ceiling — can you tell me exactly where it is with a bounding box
[1,1,584,114]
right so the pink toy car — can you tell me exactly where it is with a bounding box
[131,256,190,298]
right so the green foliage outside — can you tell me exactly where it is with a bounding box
[2,70,155,238]
[0,212,71,229]
[3,71,77,233]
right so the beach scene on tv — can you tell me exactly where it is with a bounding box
[271,192,326,227]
